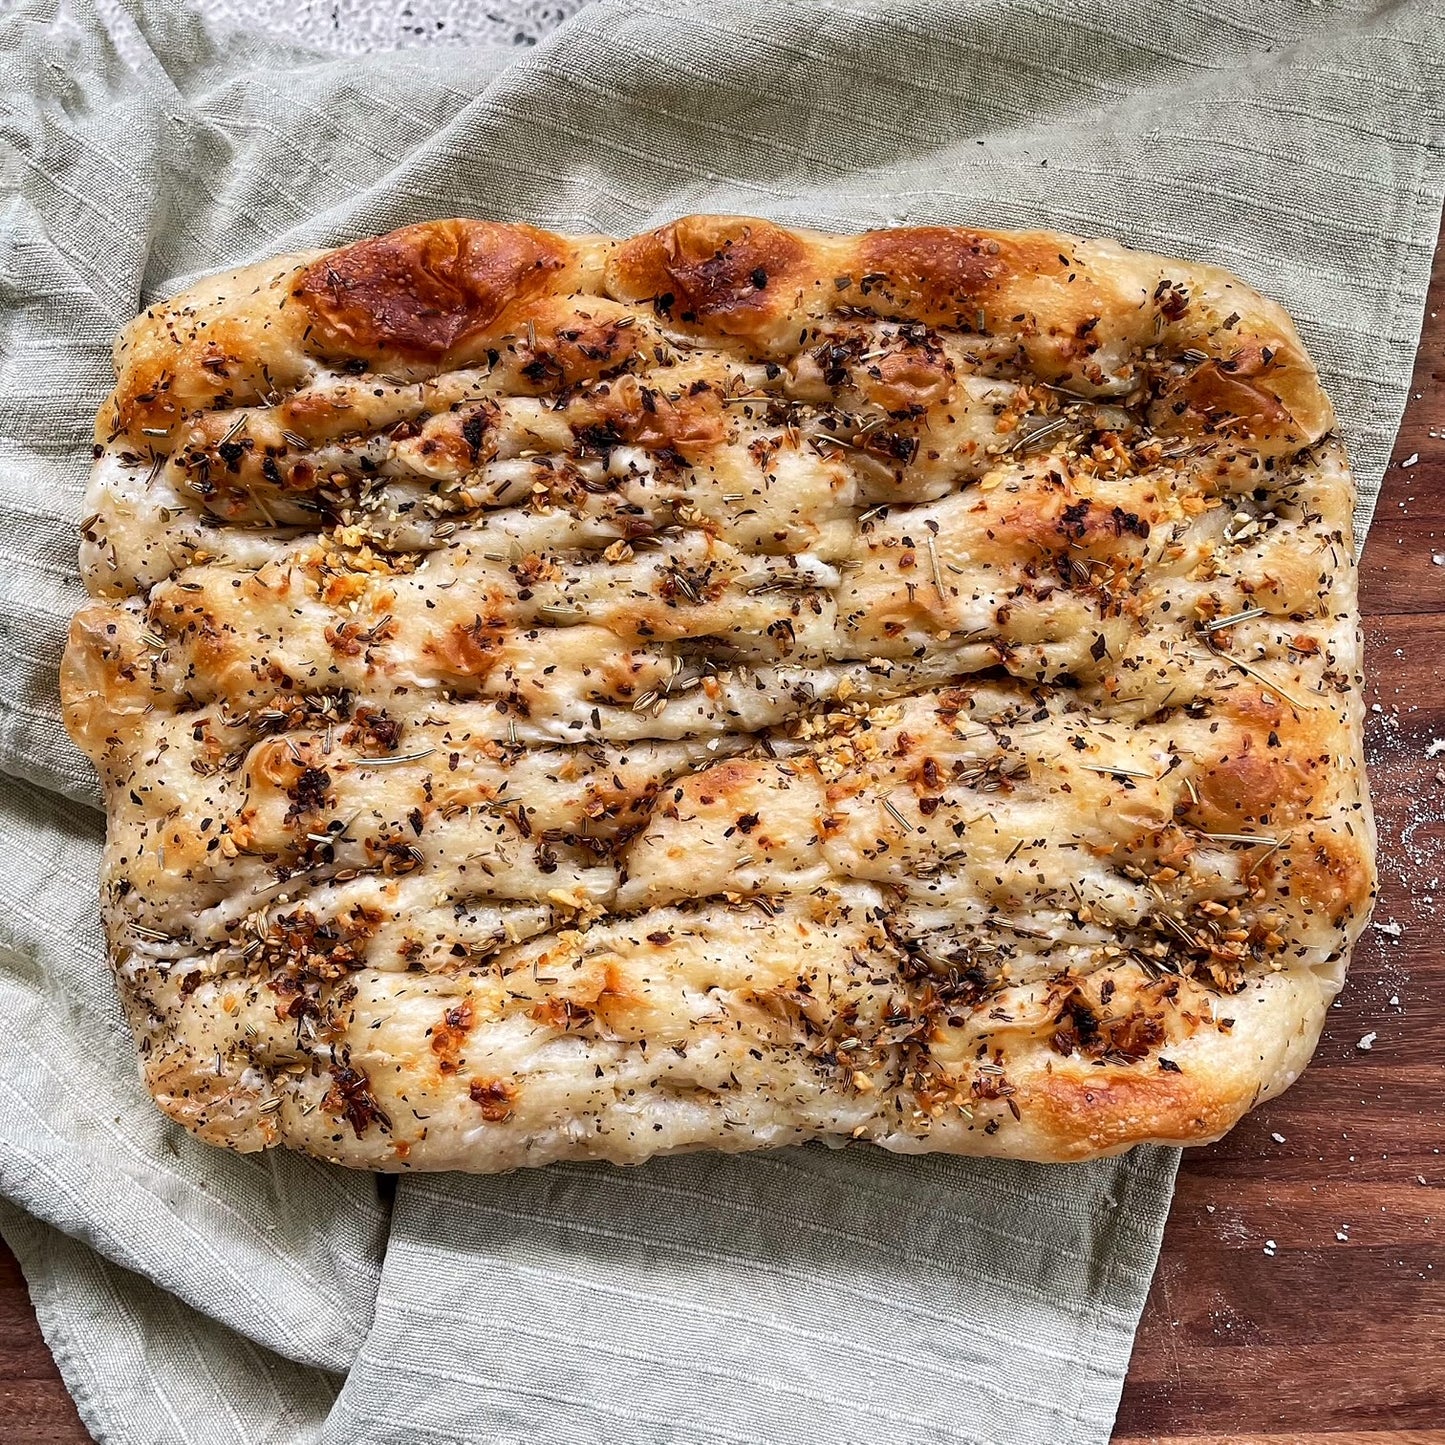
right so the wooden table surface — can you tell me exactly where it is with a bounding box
[3,237,1442,1444]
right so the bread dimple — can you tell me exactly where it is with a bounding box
[64,215,1374,1171]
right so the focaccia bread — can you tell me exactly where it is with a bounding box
[62,215,1375,1170]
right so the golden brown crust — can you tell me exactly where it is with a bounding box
[293,219,569,360]
[606,215,812,341]
[852,226,1045,322]
[64,215,1373,1171]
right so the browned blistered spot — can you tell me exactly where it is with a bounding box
[1280,833,1375,925]
[993,491,1154,574]
[529,996,594,1031]
[294,220,567,359]
[608,217,808,339]
[403,404,498,473]
[430,1000,474,1074]
[536,956,632,1026]
[324,615,394,657]
[108,379,181,442]
[425,614,505,680]
[581,774,659,835]
[151,590,239,675]
[1154,344,1292,438]
[109,298,307,442]
[468,1077,516,1121]
[1179,694,1325,833]
[250,737,295,789]
[516,301,646,390]
[279,386,399,446]
[585,958,671,1038]
[857,344,955,414]
[578,375,725,453]
[60,606,136,764]
[1190,741,1316,830]
[1224,687,1288,733]
[689,758,771,808]
[1033,1067,1233,1154]
[850,228,1045,325]
[248,735,319,791]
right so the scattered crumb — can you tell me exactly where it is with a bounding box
[1271,1132,1287,1144]
[1401,453,1419,468]
[1373,919,1404,937]
[1390,994,1400,1007]
[1427,739,1445,759]
[1336,1229,1350,1241]
[1357,1032,1378,1051]
[1433,553,1445,566]
[1205,1204,1216,1214]
[1263,1239,1277,1256]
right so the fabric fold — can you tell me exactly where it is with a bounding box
[1,1200,342,1445]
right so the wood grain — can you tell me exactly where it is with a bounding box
[3,232,1442,1444]
[0,1245,86,1442]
